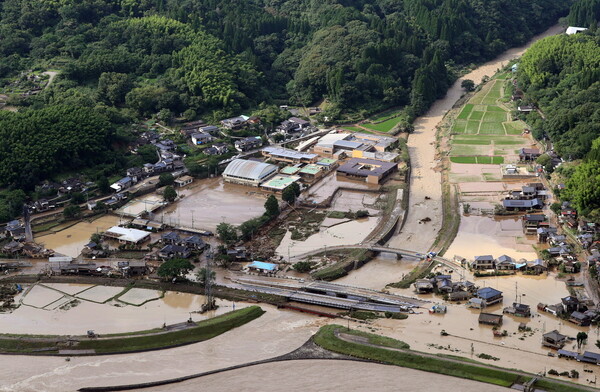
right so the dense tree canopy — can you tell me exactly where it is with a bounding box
[518,34,600,158]
[0,105,114,189]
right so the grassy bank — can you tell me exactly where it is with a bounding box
[312,249,374,281]
[313,325,589,392]
[0,306,265,355]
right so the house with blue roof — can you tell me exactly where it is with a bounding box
[476,287,503,306]
[247,261,278,274]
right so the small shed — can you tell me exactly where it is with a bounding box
[467,297,485,309]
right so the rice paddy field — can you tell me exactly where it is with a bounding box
[449,77,532,170]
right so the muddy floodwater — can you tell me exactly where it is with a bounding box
[276,217,379,258]
[389,24,563,253]
[154,178,266,230]
[336,253,420,290]
[1,284,235,335]
[446,215,538,260]
[34,215,120,257]
[143,360,509,392]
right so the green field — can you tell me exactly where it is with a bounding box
[457,104,474,119]
[450,156,504,164]
[469,111,484,120]
[466,121,480,133]
[482,111,507,123]
[363,115,404,133]
[341,126,364,132]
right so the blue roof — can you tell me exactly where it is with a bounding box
[477,287,502,299]
[248,261,277,271]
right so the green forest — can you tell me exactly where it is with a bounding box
[0,0,578,219]
[518,25,600,219]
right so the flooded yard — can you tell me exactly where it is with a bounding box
[154,178,266,230]
[276,217,379,258]
[446,215,538,260]
[34,215,120,257]
[302,172,379,205]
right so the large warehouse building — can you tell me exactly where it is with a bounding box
[223,159,277,186]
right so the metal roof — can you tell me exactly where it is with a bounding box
[262,146,317,160]
[223,159,277,181]
[248,261,278,271]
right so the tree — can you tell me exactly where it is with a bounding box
[157,258,194,280]
[163,185,177,202]
[293,261,313,273]
[97,72,132,106]
[63,205,81,219]
[71,192,85,204]
[90,233,102,244]
[216,222,238,245]
[264,195,279,217]
[289,182,301,197]
[536,154,551,167]
[159,173,174,186]
[282,185,297,204]
[196,267,216,287]
[138,144,158,163]
[97,176,110,194]
[550,202,561,215]
[461,79,475,92]
[577,332,588,348]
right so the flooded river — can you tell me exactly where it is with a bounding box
[34,215,120,257]
[388,24,564,253]
[143,360,509,392]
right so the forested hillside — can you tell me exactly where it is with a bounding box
[0,0,570,196]
[0,0,570,118]
[518,30,600,219]
[518,33,600,159]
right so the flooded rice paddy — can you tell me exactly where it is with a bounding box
[1,283,234,335]
[154,178,266,230]
[34,215,120,257]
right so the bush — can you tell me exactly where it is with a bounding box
[293,261,314,273]
[548,369,559,376]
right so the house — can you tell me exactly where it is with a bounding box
[537,227,557,243]
[525,259,547,274]
[414,279,434,294]
[496,255,515,270]
[227,247,247,260]
[548,232,567,246]
[110,177,134,192]
[2,241,23,255]
[153,139,176,152]
[467,297,486,309]
[561,296,580,314]
[102,226,151,244]
[502,199,542,211]
[519,148,541,161]
[576,351,600,365]
[174,175,193,188]
[199,125,219,135]
[191,132,213,145]
[234,136,263,152]
[204,143,229,156]
[503,302,531,317]
[246,261,278,274]
[471,255,495,270]
[542,330,567,349]
[476,287,503,306]
[117,260,147,276]
[478,313,503,326]
[221,115,249,130]
[158,245,191,259]
[182,235,206,251]
[161,231,181,245]
[569,311,591,326]
[4,220,25,240]
[126,167,144,182]
[522,214,547,234]
[448,291,471,301]
[517,105,535,112]
[548,245,570,257]
[566,26,588,35]
[578,233,594,248]
[143,163,155,174]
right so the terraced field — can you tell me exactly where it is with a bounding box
[449,77,532,167]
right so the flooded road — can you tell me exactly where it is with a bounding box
[144,360,509,392]
[154,178,266,230]
[34,215,120,257]
[388,24,563,253]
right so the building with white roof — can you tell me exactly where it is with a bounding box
[566,26,588,35]
[103,226,151,244]
[223,159,278,186]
